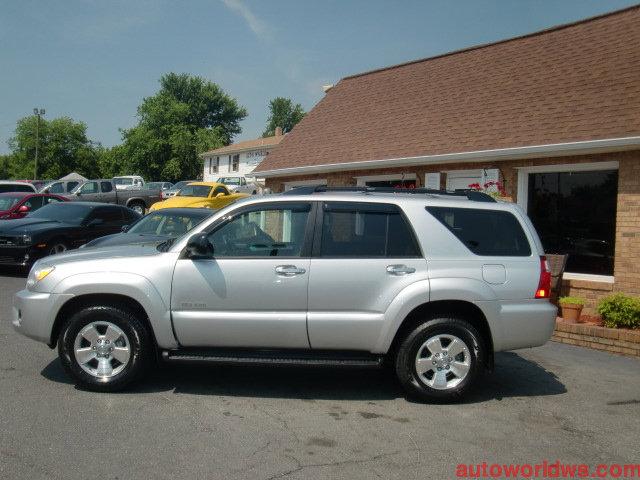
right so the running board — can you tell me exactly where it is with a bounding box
[161,348,384,368]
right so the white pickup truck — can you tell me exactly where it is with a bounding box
[215,176,261,194]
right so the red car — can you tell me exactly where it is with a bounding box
[0,192,68,220]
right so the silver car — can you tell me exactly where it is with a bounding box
[12,187,556,401]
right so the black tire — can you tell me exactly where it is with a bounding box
[128,202,145,215]
[395,316,484,403]
[57,305,152,392]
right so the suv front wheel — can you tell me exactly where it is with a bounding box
[58,305,152,392]
[395,316,484,402]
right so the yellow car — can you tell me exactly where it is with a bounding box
[149,182,248,212]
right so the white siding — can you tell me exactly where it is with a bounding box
[203,148,272,182]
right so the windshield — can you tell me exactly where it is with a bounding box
[217,177,240,185]
[0,195,23,210]
[130,211,210,236]
[28,203,92,224]
[178,185,212,198]
[172,181,191,191]
[114,178,134,185]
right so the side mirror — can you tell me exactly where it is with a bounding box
[184,233,214,259]
[215,192,226,198]
[87,218,104,228]
[18,205,30,213]
[75,191,82,196]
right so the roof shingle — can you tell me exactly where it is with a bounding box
[256,5,640,173]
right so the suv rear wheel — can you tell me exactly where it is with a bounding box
[395,316,484,402]
[57,305,152,392]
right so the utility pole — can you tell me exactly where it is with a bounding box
[33,108,45,180]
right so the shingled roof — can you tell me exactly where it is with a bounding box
[255,5,640,175]
[201,133,284,156]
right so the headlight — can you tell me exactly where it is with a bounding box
[26,265,55,289]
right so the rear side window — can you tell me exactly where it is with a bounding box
[427,206,531,256]
[101,181,113,193]
[321,202,420,258]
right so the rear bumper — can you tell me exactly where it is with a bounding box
[478,299,558,352]
[13,289,73,345]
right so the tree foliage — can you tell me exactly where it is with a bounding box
[5,116,101,180]
[118,73,247,182]
[263,97,305,137]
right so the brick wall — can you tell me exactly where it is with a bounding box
[264,150,640,302]
[552,319,640,358]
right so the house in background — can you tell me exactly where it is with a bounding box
[201,127,284,182]
[254,5,640,313]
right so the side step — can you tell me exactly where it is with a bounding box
[161,348,385,368]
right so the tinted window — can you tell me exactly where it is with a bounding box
[67,181,79,192]
[47,182,65,194]
[29,203,92,224]
[80,182,98,194]
[213,186,228,196]
[527,170,617,275]
[23,196,44,211]
[178,185,212,197]
[124,208,140,223]
[101,181,113,193]
[321,202,420,258]
[0,195,23,210]
[91,207,123,226]
[208,204,310,257]
[427,207,531,256]
[0,184,34,193]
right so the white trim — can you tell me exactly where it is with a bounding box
[255,136,640,178]
[516,160,620,210]
[354,173,416,186]
[562,272,615,284]
[283,178,327,191]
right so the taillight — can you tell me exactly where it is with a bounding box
[535,256,551,299]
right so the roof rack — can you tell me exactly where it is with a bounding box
[281,185,497,202]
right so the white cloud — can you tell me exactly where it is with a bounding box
[220,0,271,40]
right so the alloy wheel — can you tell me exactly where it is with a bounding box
[73,322,131,379]
[414,334,471,390]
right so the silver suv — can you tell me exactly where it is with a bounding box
[12,187,557,401]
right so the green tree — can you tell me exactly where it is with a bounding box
[119,73,246,182]
[7,116,101,179]
[262,97,305,137]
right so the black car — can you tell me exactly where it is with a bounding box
[0,202,140,267]
[82,208,214,249]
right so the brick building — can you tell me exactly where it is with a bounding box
[254,6,640,312]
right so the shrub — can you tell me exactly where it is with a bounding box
[558,296,586,306]
[597,293,640,329]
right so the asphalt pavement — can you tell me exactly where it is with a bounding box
[0,272,638,479]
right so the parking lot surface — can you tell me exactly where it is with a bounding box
[0,273,639,479]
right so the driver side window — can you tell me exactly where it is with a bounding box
[81,182,98,194]
[208,205,310,257]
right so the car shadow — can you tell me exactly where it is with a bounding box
[41,350,566,403]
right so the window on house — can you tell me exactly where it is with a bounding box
[230,154,240,172]
[209,157,219,174]
[527,169,618,275]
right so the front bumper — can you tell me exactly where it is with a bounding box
[0,246,31,266]
[13,289,73,345]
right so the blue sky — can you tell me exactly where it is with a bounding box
[1,0,637,154]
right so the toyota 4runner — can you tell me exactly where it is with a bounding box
[13,186,557,401]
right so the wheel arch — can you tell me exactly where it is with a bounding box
[389,300,495,371]
[50,293,155,349]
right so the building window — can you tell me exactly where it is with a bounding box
[209,157,219,174]
[527,169,618,276]
[230,154,240,172]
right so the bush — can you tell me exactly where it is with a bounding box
[597,294,640,329]
[559,296,586,306]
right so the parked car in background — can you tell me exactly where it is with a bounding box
[149,182,248,212]
[0,202,139,266]
[82,208,214,249]
[39,179,82,195]
[67,179,162,215]
[27,180,54,191]
[0,181,37,193]
[0,193,68,220]
[161,180,196,199]
[146,182,173,192]
[216,176,261,195]
[113,176,145,190]
[12,187,556,399]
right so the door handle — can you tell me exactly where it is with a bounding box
[386,264,416,275]
[275,265,306,276]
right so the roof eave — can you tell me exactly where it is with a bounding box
[255,136,640,178]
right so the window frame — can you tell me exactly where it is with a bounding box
[201,201,317,259]
[312,201,423,259]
